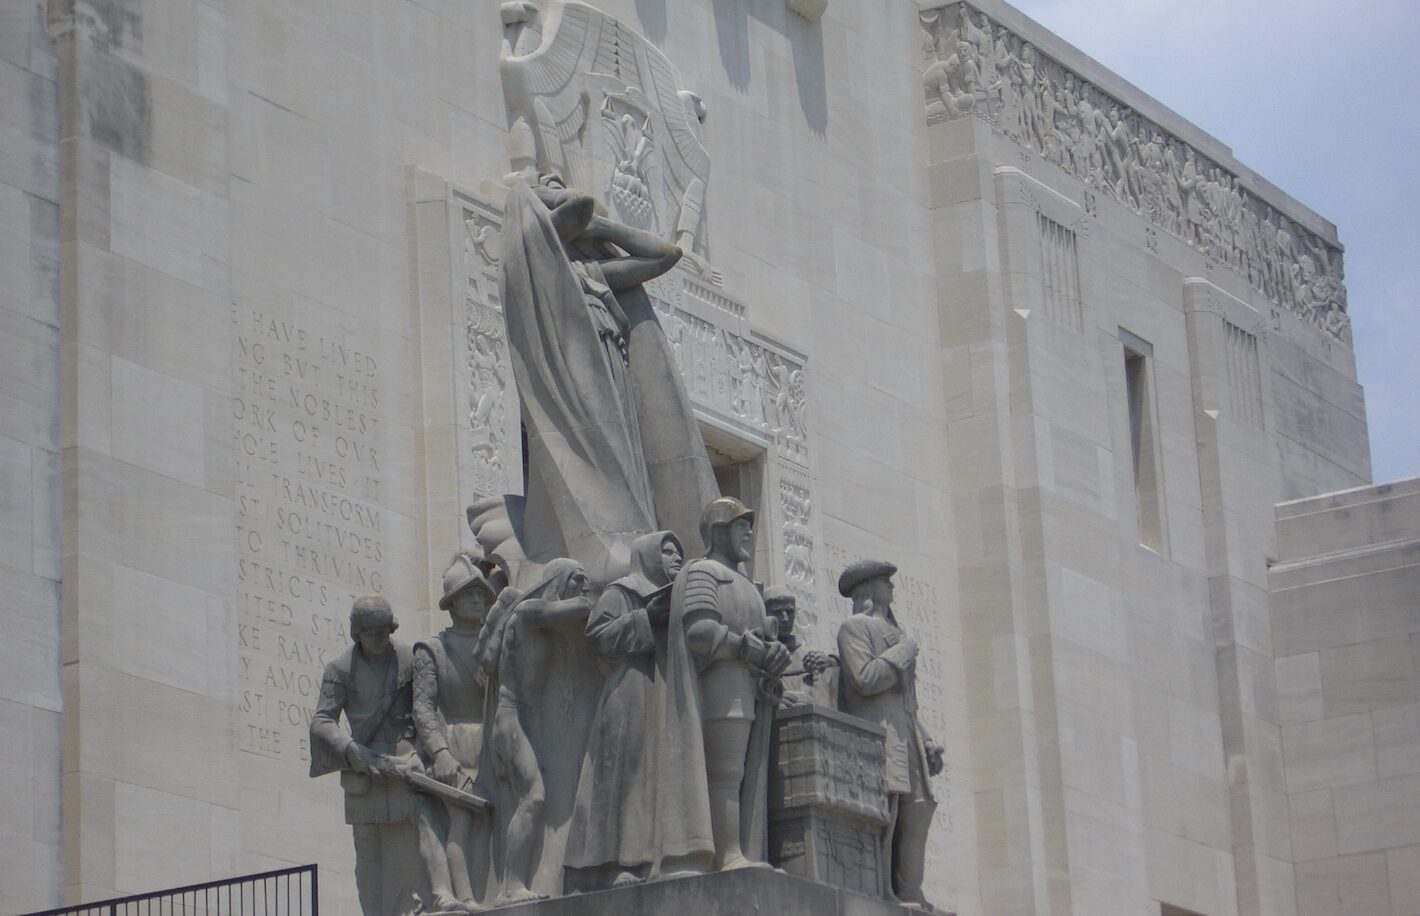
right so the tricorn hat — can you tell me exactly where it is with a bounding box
[698,496,755,546]
[837,559,898,597]
[439,552,496,611]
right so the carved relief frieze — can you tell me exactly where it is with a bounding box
[771,467,822,629]
[655,276,809,466]
[455,192,522,501]
[920,2,1350,342]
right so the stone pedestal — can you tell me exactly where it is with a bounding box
[768,704,892,898]
[492,866,927,916]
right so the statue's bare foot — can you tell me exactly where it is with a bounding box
[611,870,643,888]
[494,886,547,906]
[429,892,471,914]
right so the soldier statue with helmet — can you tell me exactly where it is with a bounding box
[655,497,791,875]
[310,595,464,915]
[411,553,518,911]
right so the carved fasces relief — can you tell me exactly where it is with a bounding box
[501,0,717,279]
[920,2,1349,342]
[455,191,523,501]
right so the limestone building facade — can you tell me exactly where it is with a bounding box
[0,0,1405,913]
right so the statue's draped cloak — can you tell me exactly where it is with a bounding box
[565,532,682,876]
[499,180,717,583]
[501,182,654,578]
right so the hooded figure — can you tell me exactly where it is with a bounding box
[565,531,685,890]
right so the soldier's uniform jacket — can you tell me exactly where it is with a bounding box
[837,612,936,800]
[310,640,419,824]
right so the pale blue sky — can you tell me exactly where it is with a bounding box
[1009,0,1420,486]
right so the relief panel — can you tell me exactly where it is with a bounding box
[921,2,1350,341]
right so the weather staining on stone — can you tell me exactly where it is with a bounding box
[920,3,1350,341]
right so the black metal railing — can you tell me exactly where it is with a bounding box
[22,864,318,916]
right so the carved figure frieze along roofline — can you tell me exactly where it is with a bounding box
[920,1,1350,342]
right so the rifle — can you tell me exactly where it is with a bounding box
[367,756,492,812]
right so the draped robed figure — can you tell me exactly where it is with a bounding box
[498,176,718,584]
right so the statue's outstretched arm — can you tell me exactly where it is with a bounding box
[580,215,682,290]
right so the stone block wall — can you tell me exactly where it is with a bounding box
[1271,479,1420,916]
[0,0,62,910]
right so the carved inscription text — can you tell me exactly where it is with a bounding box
[233,307,388,763]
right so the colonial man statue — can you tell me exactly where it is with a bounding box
[310,595,461,915]
[763,586,838,708]
[836,561,945,911]
[659,498,790,874]
[413,555,504,910]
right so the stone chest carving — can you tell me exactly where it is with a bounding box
[769,705,892,897]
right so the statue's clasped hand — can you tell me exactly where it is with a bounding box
[345,742,378,776]
[925,740,945,777]
[432,747,462,785]
[801,650,831,683]
[736,630,790,676]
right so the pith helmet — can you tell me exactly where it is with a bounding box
[837,559,898,597]
[699,496,755,545]
[438,552,496,611]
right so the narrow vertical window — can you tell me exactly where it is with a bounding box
[1121,329,1164,552]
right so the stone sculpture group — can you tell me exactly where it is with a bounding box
[921,3,1349,340]
[310,3,943,912]
[310,175,944,913]
[313,529,944,913]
